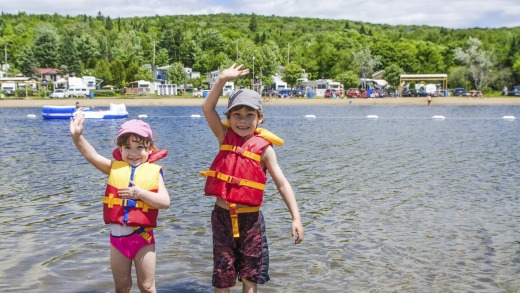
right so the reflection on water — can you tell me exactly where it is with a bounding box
[1,105,519,292]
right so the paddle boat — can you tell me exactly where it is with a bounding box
[42,105,90,119]
[75,103,128,119]
[42,103,128,119]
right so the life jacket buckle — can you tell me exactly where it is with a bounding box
[226,175,241,185]
[122,199,137,208]
[229,203,238,217]
[234,146,245,156]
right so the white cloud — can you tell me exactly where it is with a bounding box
[0,0,519,29]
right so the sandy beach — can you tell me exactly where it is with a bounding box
[1,96,520,108]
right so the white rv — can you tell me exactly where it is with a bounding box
[209,81,234,96]
[1,82,16,95]
[82,76,97,90]
[222,81,235,96]
[297,79,342,97]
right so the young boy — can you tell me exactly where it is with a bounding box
[201,63,304,292]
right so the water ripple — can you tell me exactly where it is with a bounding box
[1,105,519,292]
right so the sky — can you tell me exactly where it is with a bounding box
[1,0,520,29]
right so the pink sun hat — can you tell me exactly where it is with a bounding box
[117,119,153,140]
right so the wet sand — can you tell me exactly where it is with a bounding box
[1,96,520,108]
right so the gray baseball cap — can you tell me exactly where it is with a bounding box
[224,89,263,114]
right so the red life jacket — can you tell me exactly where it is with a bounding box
[103,161,162,227]
[201,130,272,206]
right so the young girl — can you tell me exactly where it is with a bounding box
[70,114,170,293]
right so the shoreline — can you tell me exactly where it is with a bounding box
[1,96,520,108]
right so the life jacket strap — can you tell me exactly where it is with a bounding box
[229,203,260,238]
[133,226,153,243]
[104,194,157,212]
[220,144,261,162]
[199,171,265,190]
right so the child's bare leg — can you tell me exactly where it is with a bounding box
[214,287,231,293]
[242,279,257,293]
[134,244,157,293]
[110,245,133,293]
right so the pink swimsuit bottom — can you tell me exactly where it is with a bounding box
[110,230,155,259]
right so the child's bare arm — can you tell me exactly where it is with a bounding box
[202,63,250,143]
[119,175,170,209]
[263,146,304,244]
[70,112,111,175]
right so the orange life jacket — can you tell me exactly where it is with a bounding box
[201,130,273,206]
[103,161,162,227]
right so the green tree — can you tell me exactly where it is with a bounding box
[282,62,304,88]
[125,62,140,83]
[94,58,112,86]
[155,48,170,67]
[454,37,493,90]
[105,16,113,31]
[110,59,126,87]
[16,45,39,76]
[33,23,61,68]
[383,64,404,88]
[352,47,381,89]
[76,34,101,67]
[249,13,258,33]
[416,42,445,73]
[59,33,83,75]
[167,62,188,86]
[111,30,144,66]
[448,66,469,88]
[511,58,520,82]
[134,65,153,81]
[335,70,359,89]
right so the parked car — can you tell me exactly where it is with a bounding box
[347,88,360,98]
[192,89,202,97]
[402,89,418,97]
[293,89,305,97]
[1,88,15,96]
[49,89,66,98]
[453,88,466,96]
[278,89,293,98]
[324,88,337,98]
[261,89,277,97]
[508,85,520,96]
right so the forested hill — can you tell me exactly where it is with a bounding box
[1,11,519,90]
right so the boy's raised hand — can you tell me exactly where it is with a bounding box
[69,111,85,138]
[220,63,250,81]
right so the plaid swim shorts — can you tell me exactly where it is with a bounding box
[211,204,270,288]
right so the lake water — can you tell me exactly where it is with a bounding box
[0,104,519,293]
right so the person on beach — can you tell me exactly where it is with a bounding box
[201,63,304,293]
[70,116,170,293]
[75,101,89,110]
[427,94,432,106]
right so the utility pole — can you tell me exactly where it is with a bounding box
[252,56,255,90]
[4,45,8,76]
[152,40,156,81]
[105,37,109,61]
[287,42,290,64]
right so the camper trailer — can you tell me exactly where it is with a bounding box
[297,79,343,97]
[222,81,235,96]
[209,81,235,96]
[82,76,97,90]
